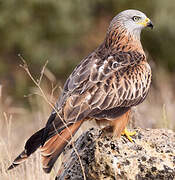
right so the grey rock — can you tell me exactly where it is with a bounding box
[56,128,175,180]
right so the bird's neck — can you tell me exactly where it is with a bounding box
[104,28,144,54]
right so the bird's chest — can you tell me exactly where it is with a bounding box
[113,62,152,105]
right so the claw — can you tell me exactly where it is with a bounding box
[121,128,136,142]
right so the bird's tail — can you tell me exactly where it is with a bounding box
[8,119,83,173]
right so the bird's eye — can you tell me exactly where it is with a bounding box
[132,16,141,22]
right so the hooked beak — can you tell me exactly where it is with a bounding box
[137,18,154,29]
[145,18,154,29]
[146,20,154,29]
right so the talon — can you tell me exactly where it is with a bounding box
[121,128,136,142]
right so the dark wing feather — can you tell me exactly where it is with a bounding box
[57,50,151,122]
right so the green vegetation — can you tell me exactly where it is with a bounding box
[0,0,175,101]
[0,0,175,180]
[0,2,175,178]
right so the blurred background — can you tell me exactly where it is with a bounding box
[0,0,175,179]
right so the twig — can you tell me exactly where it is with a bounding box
[38,60,49,86]
[18,54,86,180]
[50,83,58,103]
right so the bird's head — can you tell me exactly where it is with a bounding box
[108,9,153,41]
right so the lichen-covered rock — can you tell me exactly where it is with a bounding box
[56,128,175,180]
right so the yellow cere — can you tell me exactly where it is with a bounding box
[137,17,150,26]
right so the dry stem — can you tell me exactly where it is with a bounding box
[18,54,86,180]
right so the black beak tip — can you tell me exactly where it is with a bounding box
[147,21,154,29]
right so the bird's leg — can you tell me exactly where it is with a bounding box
[110,109,136,142]
[121,128,136,142]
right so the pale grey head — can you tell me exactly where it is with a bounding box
[108,9,153,40]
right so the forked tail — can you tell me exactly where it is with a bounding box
[8,120,83,173]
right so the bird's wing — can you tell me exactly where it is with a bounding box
[41,49,151,145]
[55,50,151,123]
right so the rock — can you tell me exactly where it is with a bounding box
[56,128,175,180]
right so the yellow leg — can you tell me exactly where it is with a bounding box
[121,128,136,142]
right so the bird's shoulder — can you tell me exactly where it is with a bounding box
[55,48,147,110]
[62,48,145,93]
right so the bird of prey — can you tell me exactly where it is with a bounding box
[8,9,153,174]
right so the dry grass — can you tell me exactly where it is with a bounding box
[0,64,175,179]
[0,81,58,180]
[0,59,87,180]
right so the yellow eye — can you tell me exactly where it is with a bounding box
[132,16,141,22]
